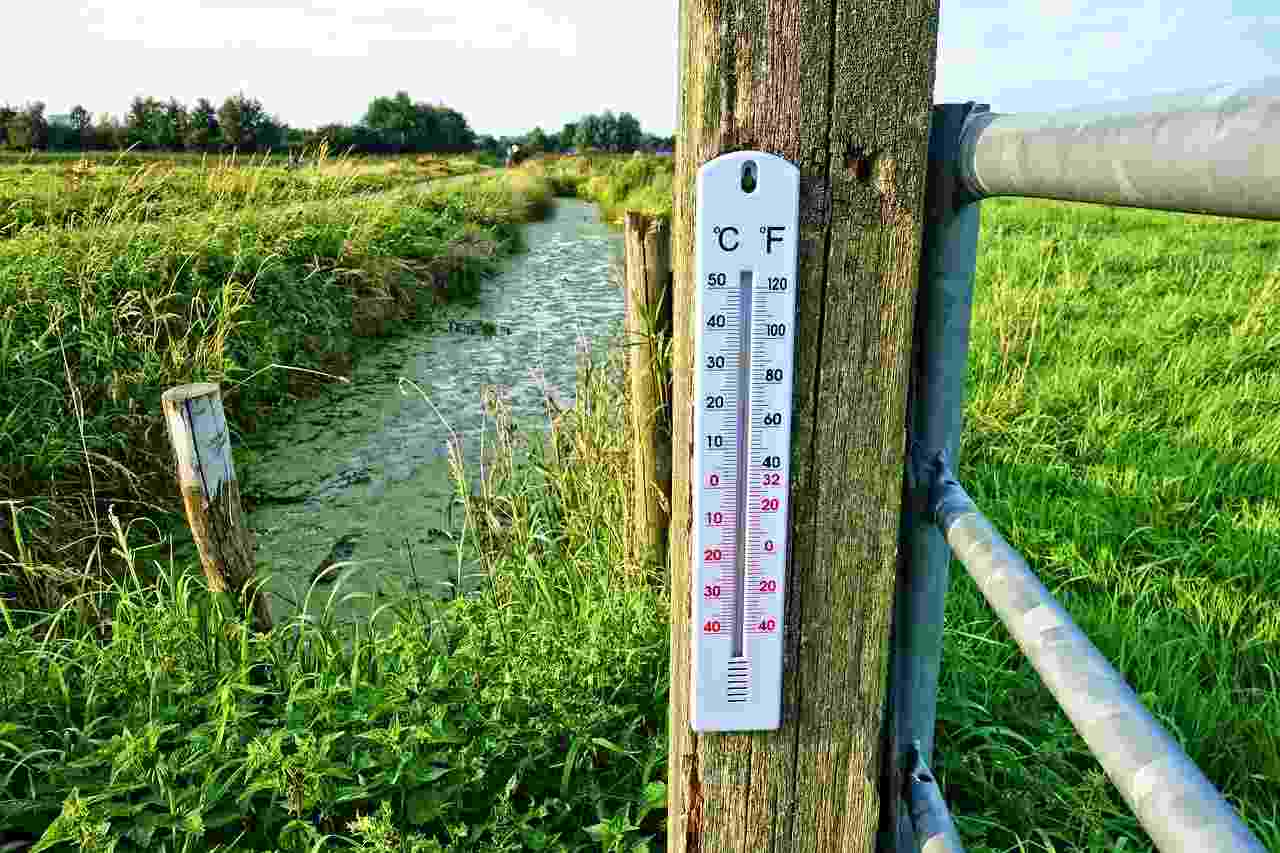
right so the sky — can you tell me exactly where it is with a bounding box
[5,2,1278,139]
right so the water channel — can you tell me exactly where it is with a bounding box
[240,199,624,625]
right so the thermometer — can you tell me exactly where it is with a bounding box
[691,151,799,732]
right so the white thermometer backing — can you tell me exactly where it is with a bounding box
[692,151,799,732]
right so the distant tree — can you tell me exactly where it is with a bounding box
[47,115,79,151]
[92,112,125,149]
[217,97,243,151]
[559,122,577,151]
[256,114,288,151]
[364,90,417,151]
[160,98,188,150]
[69,104,91,148]
[525,126,547,153]
[0,105,14,149]
[186,98,219,151]
[218,93,265,151]
[434,105,475,152]
[596,110,619,151]
[7,102,49,149]
[574,114,601,150]
[644,133,675,151]
[615,112,643,153]
[126,96,161,148]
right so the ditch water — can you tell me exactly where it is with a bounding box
[240,199,624,625]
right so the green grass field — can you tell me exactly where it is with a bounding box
[938,198,1280,849]
[0,155,1276,852]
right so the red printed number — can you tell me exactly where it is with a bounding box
[757,618,777,632]
[704,620,722,633]
[709,473,720,487]
[704,548,722,561]
[706,511,723,525]
[760,497,780,512]
[704,585,721,599]
[759,579,777,593]
[764,540,775,553]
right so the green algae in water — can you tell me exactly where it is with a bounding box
[241,199,624,629]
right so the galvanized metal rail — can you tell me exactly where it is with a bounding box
[917,450,1268,853]
[957,76,1280,221]
[889,78,1278,853]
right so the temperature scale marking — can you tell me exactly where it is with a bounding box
[692,151,799,732]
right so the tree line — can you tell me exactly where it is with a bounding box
[0,90,476,155]
[0,95,671,158]
[479,110,674,158]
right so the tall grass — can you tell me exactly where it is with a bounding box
[0,147,486,238]
[515,155,673,223]
[0,338,668,853]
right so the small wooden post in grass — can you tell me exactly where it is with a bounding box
[668,1,940,851]
[624,211,674,573]
[162,383,272,633]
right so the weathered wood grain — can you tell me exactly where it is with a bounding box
[625,212,674,573]
[162,383,273,633]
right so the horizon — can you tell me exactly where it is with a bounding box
[5,2,1278,139]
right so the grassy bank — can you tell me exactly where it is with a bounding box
[514,154,673,222]
[0,150,487,237]
[1,169,552,620]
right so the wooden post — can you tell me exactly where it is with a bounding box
[668,2,940,852]
[162,383,272,633]
[624,211,673,573]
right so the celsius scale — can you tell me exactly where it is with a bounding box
[691,151,799,732]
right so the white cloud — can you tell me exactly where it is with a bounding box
[81,0,578,58]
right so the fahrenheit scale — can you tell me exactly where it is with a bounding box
[692,151,799,731]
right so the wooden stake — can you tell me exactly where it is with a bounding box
[624,211,674,574]
[668,2,940,851]
[162,383,272,633]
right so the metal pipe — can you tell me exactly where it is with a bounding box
[957,75,1280,221]
[889,101,984,853]
[926,452,1268,853]
[906,740,968,853]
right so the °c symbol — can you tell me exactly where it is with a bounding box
[717,226,740,252]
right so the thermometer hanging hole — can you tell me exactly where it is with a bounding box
[741,161,758,193]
